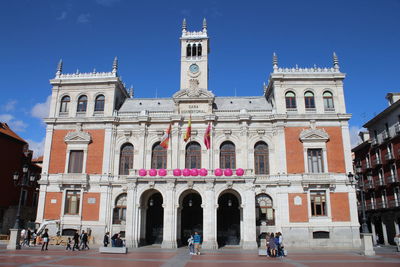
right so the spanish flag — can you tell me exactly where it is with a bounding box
[204,123,211,149]
[183,115,192,142]
[160,124,171,149]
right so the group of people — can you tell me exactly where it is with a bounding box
[66,230,90,251]
[187,232,201,255]
[103,232,125,247]
[265,232,285,257]
[20,228,36,247]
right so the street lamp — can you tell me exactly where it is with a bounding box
[10,163,37,249]
[348,168,369,234]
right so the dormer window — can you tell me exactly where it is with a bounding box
[94,95,105,112]
[77,95,87,112]
[60,96,70,113]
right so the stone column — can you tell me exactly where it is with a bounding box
[371,221,377,245]
[382,220,389,245]
[161,181,177,248]
[395,220,400,235]
[202,181,218,249]
[242,181,258,249]
[125,181,138,248]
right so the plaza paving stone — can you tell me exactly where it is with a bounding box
[0,245,399,267]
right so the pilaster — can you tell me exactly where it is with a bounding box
[242,181,258,249]
[202,181,218,249]
[125,181,138,248]
[161,181,178,248]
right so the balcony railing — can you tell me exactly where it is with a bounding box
[384,153,395,162]
[376,178,385,187]
[388,175,399,183]
[365,162,372,169]
[365,203,376,210]
[364,181,374,190]
[395,123,400,135]
[376,200,387,209]
[373,157,382,166]
[388,199,400,208]
[371,138,378,147]
[382,131,390,140]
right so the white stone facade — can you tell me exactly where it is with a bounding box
[36,21,361,249]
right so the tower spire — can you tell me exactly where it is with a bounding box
[56,59,63,77]
[272,52,278,72]
[182,18,187,31]
[112,56,118,76]
[333,52,339,71]
[202,18,207,30]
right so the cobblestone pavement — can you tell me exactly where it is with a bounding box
[0,245,399,267]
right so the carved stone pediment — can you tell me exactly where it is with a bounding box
[173,88,215,100]
[64,129,92,144]
[299,128,329,142]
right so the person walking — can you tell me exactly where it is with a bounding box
[187,234,195,255]
[268,233,276,257]
[66,237,72,250]
[73,231,80,251]
[81,231,89,250]
[41,229,49,251]
[111,233,119,247]
[394,234,400,252]
[103,232,110,247]
[25,228,32,247]
[193,232,201,255]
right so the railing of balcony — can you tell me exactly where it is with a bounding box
[395,123,400,135]
[382,131,390,140]
[376,200,387,209]
[384,153,395,161]
[388,175,398,183]
[373,157,382,166]
[376,178,385,187]
[388,199,400,208]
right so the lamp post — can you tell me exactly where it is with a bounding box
[348,165,375,256]
[7,164,37,250]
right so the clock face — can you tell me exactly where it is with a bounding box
[189,64,199,73]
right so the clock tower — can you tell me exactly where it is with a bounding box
[180,18,209,91]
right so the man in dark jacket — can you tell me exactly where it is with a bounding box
[103,232,110,247]
[81,231,89,250]
[73,231,80,251]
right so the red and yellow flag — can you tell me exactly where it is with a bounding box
[204,123,211,149]
[183,116,192,142]
[160,124,171,149]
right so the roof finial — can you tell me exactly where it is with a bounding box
[203,18,207,30]
[112,56,118,75]
[129,85,134,98]
[333,52,339,71]
[182,18,187,30]
[56,59,63,77]
[272,52,278,72]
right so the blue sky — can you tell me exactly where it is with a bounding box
[0,0,399,156]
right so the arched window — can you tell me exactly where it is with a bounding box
[285,91,296,109]
[151,142,167,169]
[185,142,201,169]
[256,194,274,226]
[192,44,197,57]
[197,44,202,56]
[304,91,315,109]
[186,44,191,57]
[77,95,88,112]
[60,96,70,113]
[220,141,236,169]
[94,95,105,112]
[254,142,269,174]
[323,91,334,109]
[119,143,133,175]
[113,194,127,224]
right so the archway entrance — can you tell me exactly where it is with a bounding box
[217,192,241,247]
[178,191,203,246]
[140,190,163,245]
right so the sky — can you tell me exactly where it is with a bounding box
[0,0,399,157]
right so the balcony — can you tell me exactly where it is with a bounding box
[382,131,390,140]
[388,199,400,208]
[376,178,385,187]
[395,123,400,135]
[384,153,395,162]
[365,162,372,170]
[388,175,399,183]
[365,203,376,210]
[371,138,379,147]
[373,157,382,167]
[376,200,387,209]
[364,181,374,190]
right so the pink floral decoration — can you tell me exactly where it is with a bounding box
[158,169,167,176]
[139,169,147,176]
[214,168,223,176]
[173,169,182,176]
[236,168,244,176]
[224,168,233,176]
[199,168,208,176]
[149,169,157,176]
[190,168,198,176]
[182,168,191,176]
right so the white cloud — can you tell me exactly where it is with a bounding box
[57,11,67,20]
[349,125,365,148]
[27,138,45,158]
[2,100,17,111]
[0,113,28,132]
[77,13,91,24]
[31,95,51,119]
[0,113,14,122]
[96,0,121,7]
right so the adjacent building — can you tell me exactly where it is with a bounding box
[352,93,400,245]
[36,20,360,249]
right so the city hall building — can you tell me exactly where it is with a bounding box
[36,20,361,249]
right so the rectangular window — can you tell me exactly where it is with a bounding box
[310,191,326,216]
[68,150,84,173]
[64,190,81,215]
[307,149,324,173]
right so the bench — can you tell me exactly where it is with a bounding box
[99,247,128,254]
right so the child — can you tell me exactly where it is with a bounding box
[66,237,72,250]
[187,235,194,255]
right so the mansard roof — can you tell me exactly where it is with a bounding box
[118,96,272,113]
